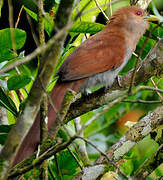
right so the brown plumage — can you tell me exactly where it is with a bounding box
[13,6,150,165]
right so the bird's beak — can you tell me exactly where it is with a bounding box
[144,15,160,22]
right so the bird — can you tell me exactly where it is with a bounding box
[13,6,156,165]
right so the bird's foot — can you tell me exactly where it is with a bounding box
[80,87,92,95]
[116,76,122,88]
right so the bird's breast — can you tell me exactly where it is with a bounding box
[79,48,132,94]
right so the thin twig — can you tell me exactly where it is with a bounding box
[67,147,83,170]
[39,83,88,169]
[150,77,163,102]
[39,79,89,168]
[0,0,78,178]
[64,38,163,122]
[94,0,109,20]
[123,99,162,104]
[95,105,163,164]
[109,0,112,16]
[74,117,90,166]
[77,136,110,161]
[81,0,120,17]
[9,103,163,178]
[40,95,48,142]
[8,0,16,49]
[32,0,46,17]
[134,144,163,177]
[26,13,40,47]
[38,0,45,45]
[128,54,142,95]
[77,136,128,178]
[0,0,93,74]
[80,95,128,133]
[128,23,160,95]
[55,154,63,180]
[15,5,24,28]
[8,136,78,178]
[37,3,49,179]
[38,0,47,143]
[130,0,139,6]
[8,0,28,99]
[72,86,163,136]
[138,86,163,93]
[48,89,76,139]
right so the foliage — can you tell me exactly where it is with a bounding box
[48,150,80,180]
[0,28,26,62]
[0,0,162,179]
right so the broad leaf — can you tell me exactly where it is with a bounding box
[0,28,26,62]
[70,21,105,34]
[7,74,31,90]
[72,0,110,22]
[0,87,18,116]
[24,7,54,36]
[0,0,3,17]
[49,150,80,179]
[0,125,13,145]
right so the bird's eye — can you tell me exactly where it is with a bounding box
[135,11,143,16]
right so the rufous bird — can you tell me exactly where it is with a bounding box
[13,6,158,165]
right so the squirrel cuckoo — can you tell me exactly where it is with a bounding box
[13,6,157,165]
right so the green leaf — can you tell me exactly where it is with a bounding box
[7,74,31,90]
[49,150,79,179]
[147,163,163,179]
[149,23,163,38]
[0,125,13,145]
[24,7,54,36]
[137,36,156,59]
[0,79,7,90]
[0,61,8,70]
[0,124,13,133]
[70,22,105,34]
[0,133,8,145]
[72,0,110,22]
[120,136,159,175]
[0,87,18,116]
[0,28,26,50]
[59,151,79,175]
[17,0,37,12]
[0,48,17,62]
[24,7,37,20]
[55,0,60,4]
[44,13,54,36]
[0,0,3,17]
[0,28,26,62]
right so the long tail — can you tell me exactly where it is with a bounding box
[12,79,86,166]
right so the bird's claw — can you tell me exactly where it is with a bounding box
[116,76,122,88]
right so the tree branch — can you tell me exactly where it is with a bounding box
[0,0,75,179]
[8,136,77,178]
[64,38,163,122]
[8,91,163,179]
[48,89,76,139]
[95,105,163,164]
[73,105,163,179]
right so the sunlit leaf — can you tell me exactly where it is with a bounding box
[0,28,26,62]
[0,87,18,116]
[70,22,105,34]
[24,7,54,36]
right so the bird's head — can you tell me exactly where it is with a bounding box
[108,6,159,51]
[109,6,159,35]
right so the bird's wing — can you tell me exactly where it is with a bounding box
[58,29,126,81]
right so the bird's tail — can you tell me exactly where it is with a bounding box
[12,79,85,166]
